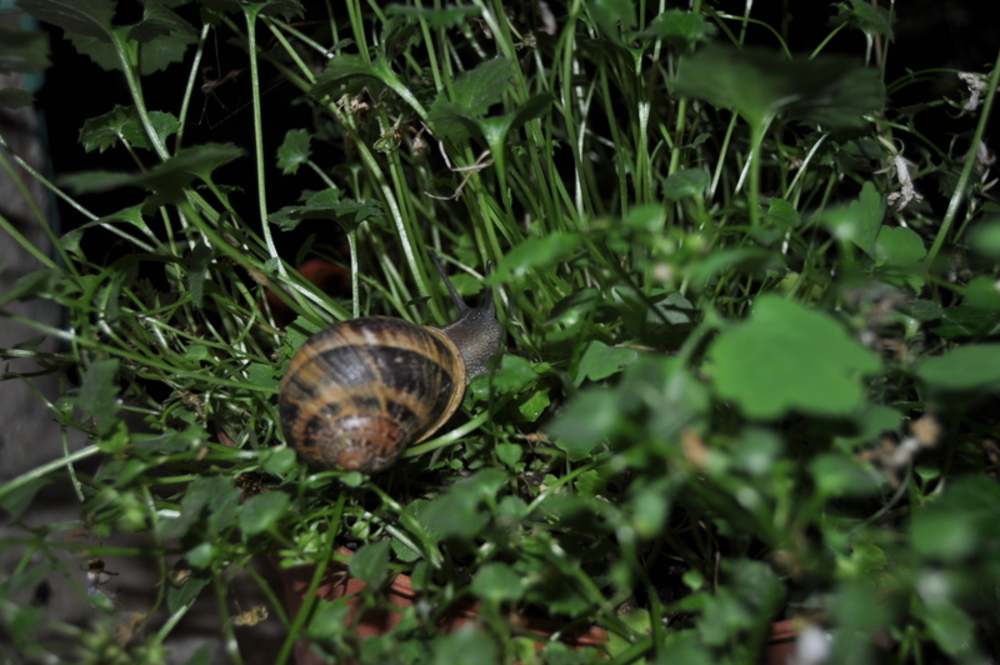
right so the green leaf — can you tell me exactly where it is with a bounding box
[915,344,1000,392]
[809,453,882,498]
[472,562,524,604]
[384,4,480,28]
[122,110,181,151]
[831,0,895,41]
[268,191,382,233]
[488,232,582,284]
[587,0,636,47]
[430,626,498,665]
[876,225,926,266]
[575,340,639,386]
[707,295,881,419]
[817,181,884,256]
[19,0,115,42]
[911,476,1000,561]
[962,276,1000,311]
[277,128,312,175]
[78,359,120,434]
[0,269,56,306]
[451,58,516,114]
[675,45,884,130]
[546,387,617,461]
[0,27,50,73]
[765,197,801,230]
[239,491,290,535]
[60,143,244,198]
[311,54,382,100]
[639,9,716,49]
[663,168,709,199]
[167,569,211,613]
[968,218,1000,259]
[348,540,391,587]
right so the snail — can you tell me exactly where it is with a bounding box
[278,259,502,473]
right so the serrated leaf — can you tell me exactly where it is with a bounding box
[60,142,244,197]
[675,45,884,130]
[707,295,881,419]
[639,9,716,48]
[452,58,516,114]
[831,0,895,41]
[19,0,114,42]
[311,54,382,100]
[384,4,479,28]
[276,128,312,175]
[268,192,382,232]
[122,110,182,150]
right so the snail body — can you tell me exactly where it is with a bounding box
[279,263,501,473]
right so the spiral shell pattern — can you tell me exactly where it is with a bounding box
[278,316,466,472]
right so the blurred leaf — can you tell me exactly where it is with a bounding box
[472,562,524,604]
[624,203,666,232]
[0,87,34,109]
[911,476,1000,561]
[663,168,709,199]
[707,295,881,419]
[430,626,498,665]
[240,491,290,535]
[0,477,50,522]
[962,276,1000,311]
[968,217,1000,259]
[277,128,312,175]
[0,269,56,306]
[876,225,926,266]
[488,232,582,284]
[0,27,50,73]
[766,197,801,229]
[931,306,1000,339]
[809,453,882,498]
[78,359,120,435]
[675,45,884,130]
[349,540,391,587]
[546,387,617,461]
[575,340,639,386]
[915,344,1000,392]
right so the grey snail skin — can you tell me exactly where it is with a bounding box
[278,259,502,473]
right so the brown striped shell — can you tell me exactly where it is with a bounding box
[279,317,467,472]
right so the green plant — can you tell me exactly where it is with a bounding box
[2,0,999,664]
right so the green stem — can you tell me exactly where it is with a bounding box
[243,8,284,275]
[927,47,1000,263]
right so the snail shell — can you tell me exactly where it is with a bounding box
[278,263,501,473]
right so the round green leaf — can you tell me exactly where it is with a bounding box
[707,295,881,419]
